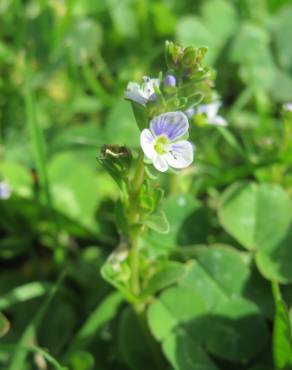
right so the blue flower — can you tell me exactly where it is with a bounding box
[0,181,11,200]
[186,101,227,126]
[125,76,159,106]
[140,112,194,172]
[283,102,292,112]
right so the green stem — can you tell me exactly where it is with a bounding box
[129,229,140,296]
[128,153,145,296]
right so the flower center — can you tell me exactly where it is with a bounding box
[154,135,169,155]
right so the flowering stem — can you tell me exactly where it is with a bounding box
[128,153,145,296]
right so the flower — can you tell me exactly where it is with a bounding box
[125,76,159,106]
[0,181,11,200]
[283,102,292,112]
[164,74,176,87]
[140,111,194,172]
[186,101,227,126]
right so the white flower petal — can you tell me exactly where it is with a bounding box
[197,101,221,119]
[166,141,194,169]
[140,129,155,159]
[125,82,147,105]
[207,115,227,126]
[153,155,168,172]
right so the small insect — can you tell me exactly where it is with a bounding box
[98,145,131,160]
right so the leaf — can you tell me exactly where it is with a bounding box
[271,5,292,70]
[205,297,269,363]
[48,152,99,230]
[68,351,95,370]
[145,194,209,254]
[142,261,186,298]
[272,283,292,369]
[147,285,218,370]
[0,282,52,311]
[63,292,123,361]
[130,101,148,132]
[0,312,10,338]
[180,246,268,362]
[148,246,268,365]
[105,0,138,38]
[148,285,207,341]
[201,0,237,41]
[151,3,177,36]
[66,19,103,62]
[230,23,270,65]
[176,16,217,64]
[105,99,140,147]
[118,307,160,370]
[0,161,33,198]
[218,182,292,251]
[163,330,218,370]
[218,182,292,283]
[0,236,31,259]
[181,246,250,308]
[176,0,237,65]
[269,69,292,102]
[144,210,170,234]
[8,274,64,370]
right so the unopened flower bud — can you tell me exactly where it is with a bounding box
[164,74,176,87]
[185,106,196,118]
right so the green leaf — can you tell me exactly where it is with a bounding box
[0,161,33,198]
[105,100,140,147]
[180,247,268,362]
[66,19,103,63]
[130,100,148,132]
[148,285,217,370]
[176,0,237,65]
[106,0,138,38]
[144,210,170,234]
[201,0,237,41]
[8,274,64,370]
[48,152,99,230]
[0,282,51,311]
[63,292,123,361]
[269,69,292,102]
[272,283,292,369]
[176,16,217,64]
[163,330,218,370]
[230,23,270,65]
[218,182,292,251]
[219,182,292,283]
[151,3,177,36]
[118,307,160,370]
[148,247,268,365]
[148,285,207,341]
[68,351,94,370]
[181,246,250,308]
[142,261,186,298]
[271,5,292,70]
[0,312,10,338]
[206,297,269,363]
[145,194,209,254]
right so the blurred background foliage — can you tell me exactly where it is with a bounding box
[0,0,292,369]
